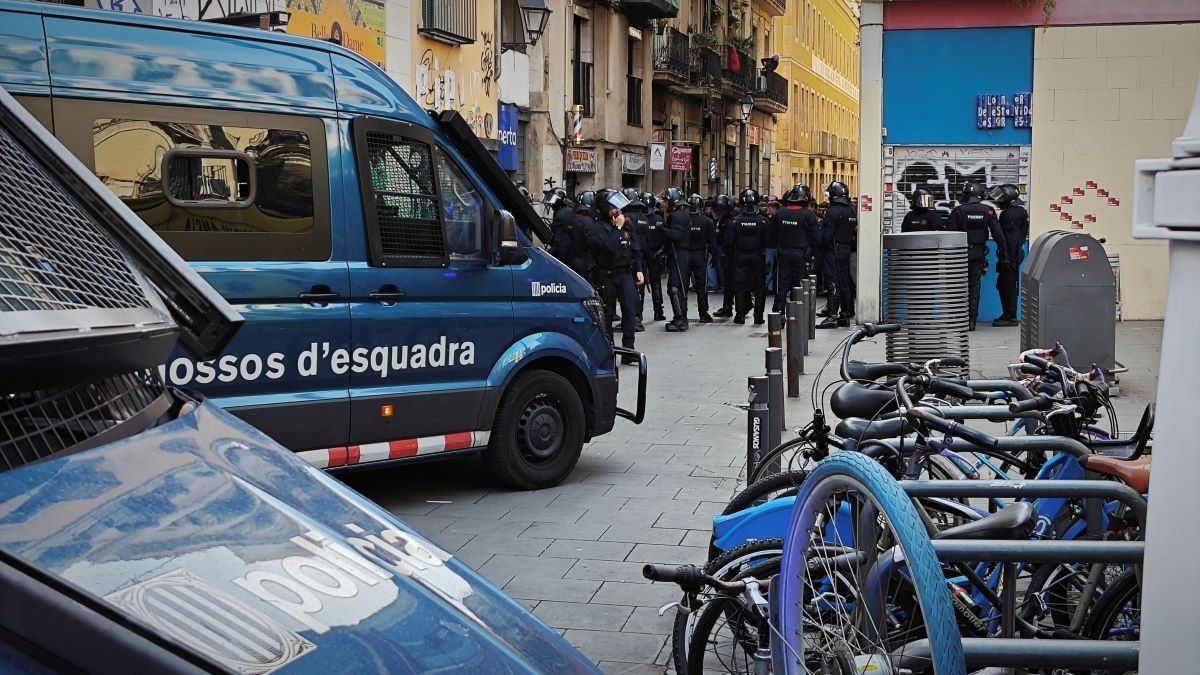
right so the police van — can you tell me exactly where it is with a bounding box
[0,0,644,489]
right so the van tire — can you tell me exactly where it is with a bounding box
[484,370,585,490]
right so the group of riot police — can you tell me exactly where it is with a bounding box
[542,180,862,363]
[900,181,1030,330]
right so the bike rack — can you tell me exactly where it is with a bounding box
[894,638,1140,672]
[931,539,1144,564]
[901,479,1147,525]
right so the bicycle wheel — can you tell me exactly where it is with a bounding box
[672,538,783,673]
[724,470,810,516]
[776,452,965,675]
[1081,568,1140,675]
[684,557,781,675]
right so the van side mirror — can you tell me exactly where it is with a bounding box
[492,209,527,266]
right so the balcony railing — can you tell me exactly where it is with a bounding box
[419,0,476,45]
[627,75,643,126]
[756,70,788,107]
[754,0,786,17]
[722,46,755,92]
[689,46,721,88]
[653,27,690,76]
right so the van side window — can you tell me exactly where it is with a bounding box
[435,150,484,260]
[364,131,445,264]
[71,105,330,262]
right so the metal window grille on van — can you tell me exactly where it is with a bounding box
[361,129,448,267]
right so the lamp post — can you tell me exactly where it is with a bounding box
[503,0,552,52]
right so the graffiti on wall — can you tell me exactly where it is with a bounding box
[883,145,1031,233]
[415,30,499,140]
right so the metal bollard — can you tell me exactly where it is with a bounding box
[786,301,804,396]
[747,375,769,478]
[766,346,785,437]
[766,313,783,350]
[808,275,819,337]
[797,298,810,356]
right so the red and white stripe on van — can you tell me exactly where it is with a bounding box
[298,431,491,469]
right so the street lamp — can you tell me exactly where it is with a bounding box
[502,0,552,53]
[739,94,754,122]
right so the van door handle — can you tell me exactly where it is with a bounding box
[368,285,407,303]
[299,285,341,304]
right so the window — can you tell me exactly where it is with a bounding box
[355,120,487,267]
[627,38,643,126]
[419,0,476,45]
[573,17,594,117]
[82,105,328,262]
[500,0,526,52]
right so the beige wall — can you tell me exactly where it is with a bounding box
[1032,23,1200,320]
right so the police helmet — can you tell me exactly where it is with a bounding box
[596,189,631,218]
[989,184,1022,206]
[826,181,851,206]
[662,186,687,209]
[544,187,571,209]
[961,181,987,204]
[911,187,934,210]
[712,194,733,212]
[642,191,660,210]
[517,185,533,203]
[687,194,703,214]
[739,189,760,207]
[574,190,597,213]
[621,187,645,209]
[783,185,813,205]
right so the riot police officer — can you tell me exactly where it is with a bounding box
[660,187,692,332]
[818,181,857,328]
[546,188,576,262]
[635,191,667,323]
[684,194,719,323]
[726,189,769,325]
[990,184,1028,328]
[901,187,944,233]
[619,187,651,332]
[588,190,644,364]
[711,194,737,318]
[951,181,1007,331]
[771,185,819,314]
[552,191,596,280]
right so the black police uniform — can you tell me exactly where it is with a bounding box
[685,211,719,320]
[817,212,837,303]
[726,210,769,323]
[901,208,944,233]
[629,206,665,321]
[824,202,858,322]
[771,204,818,313]
[995,203,1029,323]
[715,211,737,316]
[662,206,692,330]
[588,214,642,351]
[548,205,581,270]
[951,201,1007,326]
[552,206,596,281]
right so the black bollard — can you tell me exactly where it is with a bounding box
[747,375,769,479]
[766,347,785,439]
[808,275,819,337]
[767,313,783,350]
[786,302,804,395]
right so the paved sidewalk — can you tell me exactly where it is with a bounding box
[344,308,1161,674]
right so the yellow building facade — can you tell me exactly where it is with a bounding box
[773,0,860,196]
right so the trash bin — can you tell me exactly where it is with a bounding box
[1020,231,1116,370]
[882,231,970,370]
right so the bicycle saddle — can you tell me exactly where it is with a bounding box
[835,416,910,441]
[830,381,899,420]
[1079,454,1151,494]
[845,360,910,382]
[934,502,1037,541]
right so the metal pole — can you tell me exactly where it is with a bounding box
[747,375,769,479]
[786,301,804,395]
[767,313,783,350]
[766,346,784,438]
[806,277,817,338]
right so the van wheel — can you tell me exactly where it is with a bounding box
[485,370,585,490]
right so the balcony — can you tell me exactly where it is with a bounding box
[620,0,679,20]
[653,27,690,84]
[686,45,721,93]
[418,0,476,45]
[721,45,755,94]
[753,69,788,113]
[754,0,786,17]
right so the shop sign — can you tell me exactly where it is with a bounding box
[566,148,597,173]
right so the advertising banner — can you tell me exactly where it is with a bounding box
[669,146,693,172]
[497,103,519,171]
[287,0,385,68]
[567,148,597,173]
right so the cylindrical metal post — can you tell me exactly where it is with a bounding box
[790,286,804,302]
[766,313,783,350]
[798,299,810,355]
[806,277,817,338]
[786,301,805,392]
[766,347,785,440]
[746,376,769,479]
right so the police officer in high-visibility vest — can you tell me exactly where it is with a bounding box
[951,181,1007,331]
[725,189,769,325]
[901,187,944,233]
[990,183,1028,328]
[771,185,819,314]
[817,181,858,328]
[660,186,692,332]
[588,189,644,364]
[684,194,719,323]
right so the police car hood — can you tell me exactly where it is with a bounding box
[0,400,596,674]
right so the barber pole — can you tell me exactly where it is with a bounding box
[571,105,584,146]
[709,157,718,182]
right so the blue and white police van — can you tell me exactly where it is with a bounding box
[0,0,645,489]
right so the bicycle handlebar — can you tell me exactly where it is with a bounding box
[897,376,999,450]
[1009,394,1054,414]
[1023,354,1053,371]
[642,564,768,595]
[927,377,976,400]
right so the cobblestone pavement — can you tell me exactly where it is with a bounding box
[344,303,1161,674]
